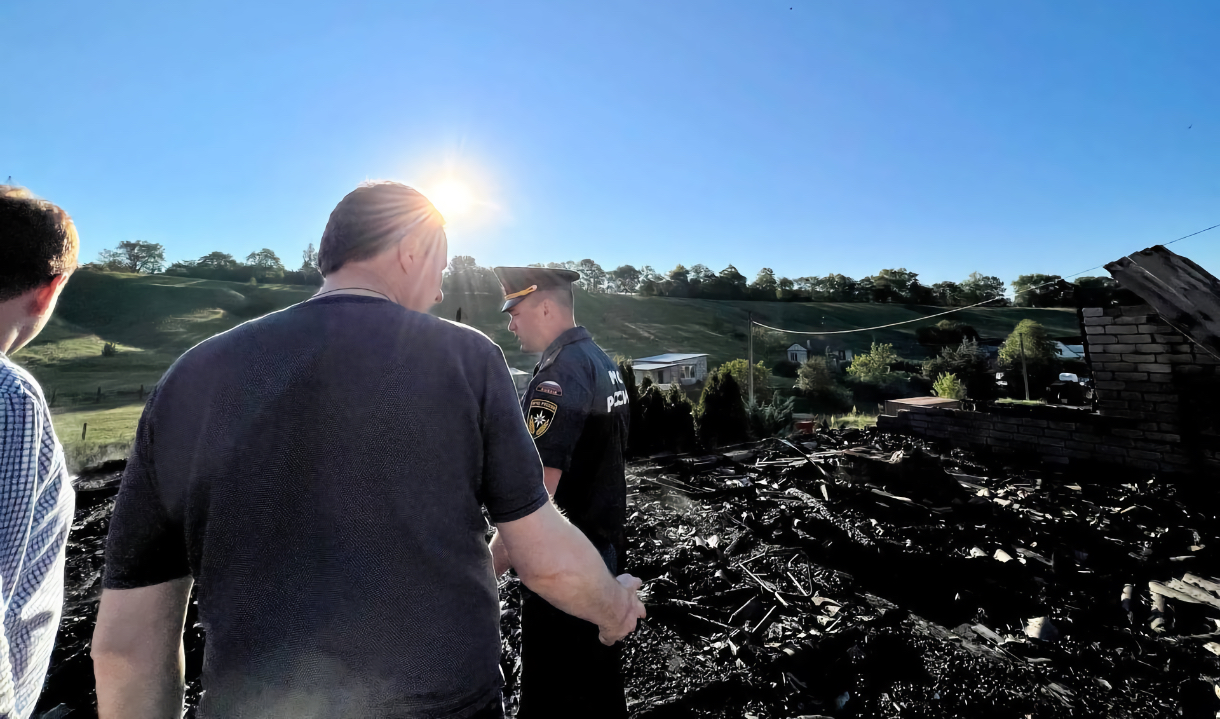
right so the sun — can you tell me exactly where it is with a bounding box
[424,179,474,219]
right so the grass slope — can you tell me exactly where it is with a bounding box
[433,287,1079,369]
[11,270,1079,470]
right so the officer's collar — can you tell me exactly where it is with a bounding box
[538,326,591,367]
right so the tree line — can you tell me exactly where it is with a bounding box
[86,240,324,286]
[452,256,1118,308]
[87,243,1118,308]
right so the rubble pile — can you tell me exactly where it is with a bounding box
[504,428,1220,718]
[33,428,1220,718]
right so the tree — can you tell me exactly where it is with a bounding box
[797,356,836,395]
[999,320,1057,370]
[694,367,750,449]
[619,360,645,456]
[822,274,858,302]
[776,276,796,300]
[667,264,690,284]
[662,383,698,452]
[855,276,878,302]
[999,320,1059,399]
[907,280,935,305]
[608,265,641,294]
[870,268,918,302]
[576,259,606,293]
[1012,274,1073,307]
[246,248,284,270]
[715,265,748,299]
[846,342,901,385]
[959,272,1006,304]
[930,281,961,306]
[300,243,320,273]
[637,385,668,455]
[720,358,773,403]
[97,241,166,274]
[197,251,240,269]
[750,268,778,299]
[444,255,500,295]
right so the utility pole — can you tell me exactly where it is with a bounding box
[747,312,754,407]
[1019,333,1031,401]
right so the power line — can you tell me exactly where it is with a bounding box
[751,222,1220,337]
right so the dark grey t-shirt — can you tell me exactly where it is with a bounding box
[103,295,549,719]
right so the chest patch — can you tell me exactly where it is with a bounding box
[527,399,558,439]
[535,381,563,397]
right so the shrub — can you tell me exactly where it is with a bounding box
[916,320,980,347]
[747,395,796,439]
[846,342,901,385]
[695,367,750,449]
[932,372,967,400]
[772,359,800,378]
[796,357,854,412]
[923,340,996,401]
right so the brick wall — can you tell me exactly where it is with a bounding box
[876,303,1220,475]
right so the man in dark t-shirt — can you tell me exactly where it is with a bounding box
[488,267,632,719]
[91,182,645,719]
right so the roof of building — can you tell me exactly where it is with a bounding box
[632,361,684,371]
[634,353,708,364]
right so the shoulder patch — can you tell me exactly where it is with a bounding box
[527,399,558,439]
[536,380,563,397]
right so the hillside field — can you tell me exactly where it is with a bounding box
[11,270,1079,470]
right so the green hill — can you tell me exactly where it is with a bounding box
[11,269,1079,470]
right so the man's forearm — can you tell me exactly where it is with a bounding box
[94,642,186,719]
[93,579,193,719]
[500,504,632,630]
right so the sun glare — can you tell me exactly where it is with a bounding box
[425,179,475,219]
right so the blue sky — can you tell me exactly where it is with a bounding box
[3,1,1217,288]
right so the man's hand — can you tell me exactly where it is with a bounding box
[597,573,647,645]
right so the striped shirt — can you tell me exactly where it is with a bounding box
[0,353,74,719]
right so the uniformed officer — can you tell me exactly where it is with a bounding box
[488,266,632,719]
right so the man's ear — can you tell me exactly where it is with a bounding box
[29,274,70,315]
[395,238,414,275]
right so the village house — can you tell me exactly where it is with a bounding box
[786,340,855,368]
[631,353,709,388]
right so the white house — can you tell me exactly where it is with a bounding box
[786,341,853,365]
[631,353,709,388]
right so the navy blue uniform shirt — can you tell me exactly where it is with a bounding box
[521,327,630,563]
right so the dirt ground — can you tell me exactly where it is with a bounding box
[33,428,1220,718]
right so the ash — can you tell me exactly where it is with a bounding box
[34,429,1220,718]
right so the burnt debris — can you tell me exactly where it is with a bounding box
[35,428,1220,718]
